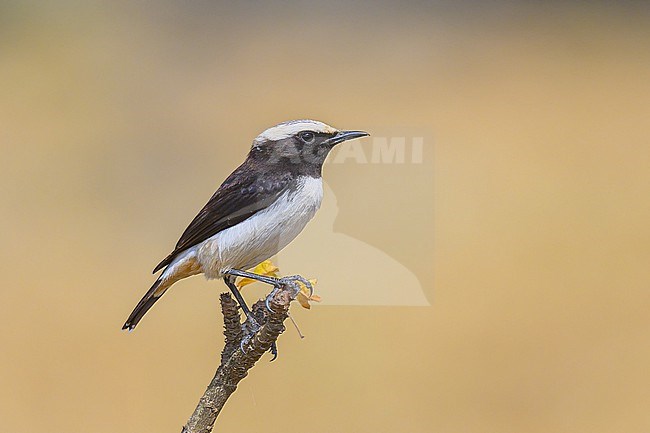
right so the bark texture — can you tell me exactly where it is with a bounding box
[181,288,294,433]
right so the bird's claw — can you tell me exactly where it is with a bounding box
[240,316,260,353]
[269,342,278,361]
[238,273,311,358]
[240,335,250,353]
[278,275,313,297]
[264,287,280,312]
[239,317,279,361]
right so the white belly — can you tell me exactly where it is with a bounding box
[195,176,323,278]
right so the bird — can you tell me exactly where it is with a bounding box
[123,119,368,330]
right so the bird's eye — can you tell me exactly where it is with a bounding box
[299,131,315,143]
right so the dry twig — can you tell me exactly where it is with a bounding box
[181,286,296,433]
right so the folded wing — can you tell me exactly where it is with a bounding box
[153,162,292,273]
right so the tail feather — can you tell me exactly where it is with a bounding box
[124,254,201,331]
[122,277,165,331]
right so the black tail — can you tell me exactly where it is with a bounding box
[122,278,164,331]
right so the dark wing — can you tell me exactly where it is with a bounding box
[153,163,292,273]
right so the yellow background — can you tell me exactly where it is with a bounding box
[1,2,649,432]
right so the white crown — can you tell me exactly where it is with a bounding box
[254,120,338,144]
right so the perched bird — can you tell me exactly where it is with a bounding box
[123,120,368,330]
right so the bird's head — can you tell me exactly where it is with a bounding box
[250,120,368,171]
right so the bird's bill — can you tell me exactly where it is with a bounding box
[325,130,369,146]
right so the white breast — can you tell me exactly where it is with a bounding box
[196,176,323,278]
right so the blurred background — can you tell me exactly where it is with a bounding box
[1,1,649,432]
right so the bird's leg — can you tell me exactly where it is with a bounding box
[223,275,257,327]
[224,269,308,360]
[224,270,274,355]
[223,268,280,286]
[224,272,279,358]
[224,268,314,297]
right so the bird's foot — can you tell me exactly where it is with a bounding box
[239,334,251,353]
[240,316,260,353]
[238,313,278,361]
[277,275,313,297]
[224,268,312,298]
[264,286,280,312]
[269,341,278,362]
[225,268,309,359]
[242,311,260,331]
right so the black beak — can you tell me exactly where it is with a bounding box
[326,130,369,146]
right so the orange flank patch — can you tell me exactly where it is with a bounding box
[153,257,202,296]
